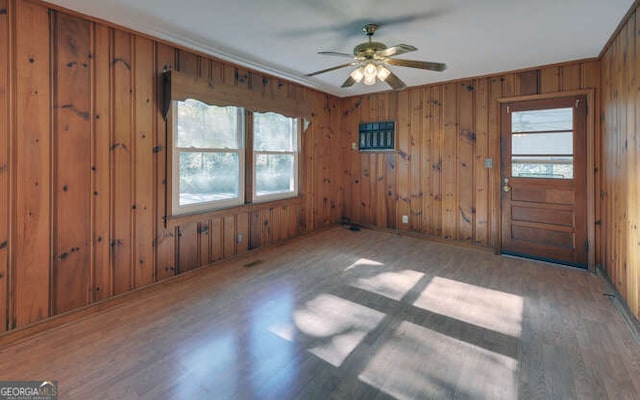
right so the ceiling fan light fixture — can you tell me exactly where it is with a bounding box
[363,62,377,78]
[377,65,391,81]
[350,67,365,82]
[363,74,377,85]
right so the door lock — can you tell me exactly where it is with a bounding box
[503,177,512,192]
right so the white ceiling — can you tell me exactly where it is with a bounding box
[46,0,633,97]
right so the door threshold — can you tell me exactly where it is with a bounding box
[501,253,587,270]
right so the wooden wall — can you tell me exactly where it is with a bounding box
[601,1,640,321]
[340,61,600,249]
[0,0,342,332]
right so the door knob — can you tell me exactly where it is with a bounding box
[503,177,511,192]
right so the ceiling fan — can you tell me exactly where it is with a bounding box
[306,23,446,90]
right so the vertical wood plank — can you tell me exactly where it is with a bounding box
[223,215,236,258]
[111,30,133,295]
[13,0,51,328]
[176,49,198,76]
[561,63,581,91]
[210,216,223,262]
[348,98,362,225]
[331,97,343,224]
[474,78,489,245]
[92,24,112,301]
[177,222,198,273]
[409,88,423,231]
[441,83,457,239]
[199,221,210,267]
[625,13,637,315]
[385,92,398,229]
[421,86,433,235]
[52,12,92,314]
[359,96,372,226]
[488,76,503,248]
[133,36,155,288]
[249,211,262,250]
[457,82,474,241]
[155,43,176,282]
[237,211,249,253]
[0,0,9,332]
[634,9,640,318]
[430,86,443,237]
[396,91,410,231]
[518,70,540,95]
[540,66,560,94]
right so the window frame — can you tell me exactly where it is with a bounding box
[251,112,301,203]
[169,99,245,216]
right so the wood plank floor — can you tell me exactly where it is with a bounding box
[1,227,639,399]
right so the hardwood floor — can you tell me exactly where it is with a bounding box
[1,227,639,399]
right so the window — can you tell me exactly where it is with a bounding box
[170,101,301,216]
[253,112,300,202]
[511,107,574,179]
[172,99,244,214]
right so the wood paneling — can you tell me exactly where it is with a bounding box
[0,0,341,334]
[13,0,51,328]
[341,60,600,249]
[52,12,92,314]
[0,0,9,333]
[600,3,640,321]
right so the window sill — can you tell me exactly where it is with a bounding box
[164,195,303,228]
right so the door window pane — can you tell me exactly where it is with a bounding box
[512,108,572,132]
[512,156,573,179]
[512,132,573,155]
[179,152,240,205]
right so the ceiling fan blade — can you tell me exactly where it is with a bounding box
[341,76,356,88]
[278,9,450,38]
[384,71,406,91]
[306,62,357,77]
[385,58,447,72]
[318,51,354,59]
[376,44,417,58]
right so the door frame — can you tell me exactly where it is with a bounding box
[497,89,596,271]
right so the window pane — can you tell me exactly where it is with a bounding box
[176,99,239,149]
[179,152,240,205]
[254,112,296,151]
[512,156,573,179]
[255,153,295,195]
[512,107,572,132]
[512,132,573,155]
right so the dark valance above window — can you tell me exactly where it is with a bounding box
[163,70,312,120]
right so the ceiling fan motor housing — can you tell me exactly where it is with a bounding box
[354,42,387,59]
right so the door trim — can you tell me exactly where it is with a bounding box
[497,89,596,271]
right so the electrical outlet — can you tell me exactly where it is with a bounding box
[351,142,357,150]
[401,215,409,224]
[237,233,244,243]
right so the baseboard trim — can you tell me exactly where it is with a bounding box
[596,265,640,346]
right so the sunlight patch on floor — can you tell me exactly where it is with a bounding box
[293,294,385,367]
[177,332,238,399]
[359,321,518,399]
[344,258,384,272]
[414,277,524,337]
[350,269,425,300]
